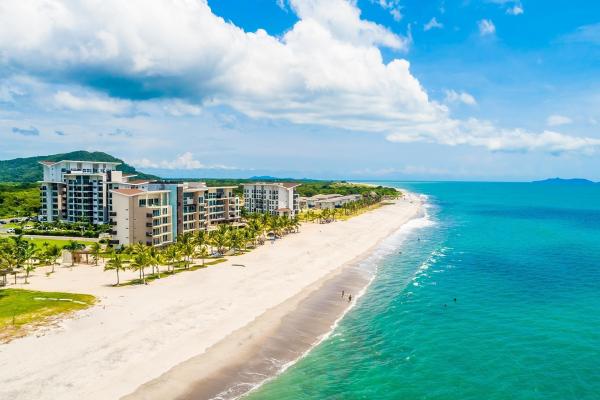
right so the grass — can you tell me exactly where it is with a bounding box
[120,258,227,286]
[25,237,79,249]
[0,236,88,250]
[0,288,96,343]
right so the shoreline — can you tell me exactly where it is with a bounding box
[125,193,425,400]
[0,193,423,400]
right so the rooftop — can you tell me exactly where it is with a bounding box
[38,159,121,166]
[110,189,146,196]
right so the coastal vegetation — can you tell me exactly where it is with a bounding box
[0,288,95,343]
[0,183,39,218]
[10,220,112,238]
[104,214,301,286]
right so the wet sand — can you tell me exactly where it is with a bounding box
[124,253,372,400]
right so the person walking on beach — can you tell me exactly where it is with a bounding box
[348,294,352,302]
[342,290,345,298]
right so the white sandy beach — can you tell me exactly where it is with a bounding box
[0,194,422,400]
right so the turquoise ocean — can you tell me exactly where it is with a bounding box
[245,182,600,400]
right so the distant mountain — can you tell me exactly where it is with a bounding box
[533,178,597,185]
[0,151,159,182]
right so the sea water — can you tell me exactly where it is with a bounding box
[245,182,600,400]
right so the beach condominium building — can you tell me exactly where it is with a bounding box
[39,160,122,224]
[242,182,300,217]
[110,182,241,246]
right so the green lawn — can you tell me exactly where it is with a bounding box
[0,289,96,343]
[0,235,88,250]
[25,237,81,249]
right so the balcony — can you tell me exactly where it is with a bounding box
[146,222,153,227]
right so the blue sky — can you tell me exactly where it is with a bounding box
[1,0,599,180]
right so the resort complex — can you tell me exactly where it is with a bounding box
[299,193,362,210]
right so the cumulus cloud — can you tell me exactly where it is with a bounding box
[445,90,476,106]
[0,0,598,155]
[133,152,234,170]
[54,91,131,114]
[12,126,39,136]
[547,114,572,126]
[478,19,496,36]
[424,17,443,31]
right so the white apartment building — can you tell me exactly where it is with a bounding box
[242,182,300,217]
[39,160,123,224]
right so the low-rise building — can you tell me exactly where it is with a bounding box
[242,182,300,217]
[299,193,362,210]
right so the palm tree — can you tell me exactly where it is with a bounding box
[229,229,244,255]
[63,240,84,267]
[210,225,230,256]
[130,243,150,283]
[179,241,195,269]
[163,243,180,273]
[104,253,126,286]
[45,244,62,273]
[196,245,209,266]
[291,215,301,232]
[22,242,37,284]
[148,246,161,278]
[90,242,102,266]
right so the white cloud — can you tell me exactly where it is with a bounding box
[386,118,600,154]
[133,152,235,170]
[445,90,477,106]
[161,100,202,117]
[478,19,496,36]
[54,91,131,114]
[547,114,573,126]
[371,0,403,21]
[506,5,524,15]
[1,0,598,155]
[424,17,443,31]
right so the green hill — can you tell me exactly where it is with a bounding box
[0,151,158,182]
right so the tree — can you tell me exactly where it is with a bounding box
[196,245,209,266]
[63,240,84,267]
[45,244,62,273]
[210,225,230,256]
[130,243,150,283]
[22,242,37,284]
[104,253,126,286]
[163,243,180,273]
[90,242,102,266]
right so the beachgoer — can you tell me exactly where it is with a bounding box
[348,294,352,302]
[342,290,345,298]
[454,298,457,302]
